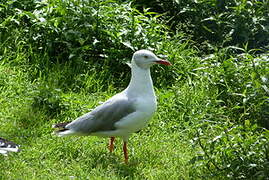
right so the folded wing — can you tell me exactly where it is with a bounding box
[54,94,136,136]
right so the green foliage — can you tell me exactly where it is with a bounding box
[133,0,269,52]
[1,0,171,90]
[190,123,269,179]
[32,84,66,117]
[204,49,269,127]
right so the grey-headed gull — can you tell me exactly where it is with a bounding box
[53,49,171,163]
[0,137,20,156]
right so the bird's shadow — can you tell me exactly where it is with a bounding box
[88,150,144,179]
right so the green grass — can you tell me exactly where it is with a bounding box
[0,67,194,179]
[1,128,193,179]
[1,40,268,180]
[1,57,267,179]
[0,64,193,179]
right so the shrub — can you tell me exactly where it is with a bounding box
[190,123,269,179]
[0,0,172,90]
[133,0,269,52]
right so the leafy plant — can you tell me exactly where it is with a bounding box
[190,123,269,179]
[1,0,172,90]
[133,0,269,52]
[32,83,66,117]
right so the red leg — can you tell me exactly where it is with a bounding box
[109,137,115,153]
[123,141,128,164]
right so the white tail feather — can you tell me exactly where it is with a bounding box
[54,129,77,137]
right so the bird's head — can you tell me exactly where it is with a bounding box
[132,50,171,69]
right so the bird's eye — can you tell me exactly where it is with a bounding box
[144,55,148,59]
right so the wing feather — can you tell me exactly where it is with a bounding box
[66,94,136,134]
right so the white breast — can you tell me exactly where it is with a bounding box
[115,95,157,133]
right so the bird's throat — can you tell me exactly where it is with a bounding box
[126,65,155,97]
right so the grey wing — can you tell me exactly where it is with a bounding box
[66,96,136,134]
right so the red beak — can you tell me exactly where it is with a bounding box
[155,59,172,66]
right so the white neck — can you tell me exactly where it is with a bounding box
[126,63,155,97]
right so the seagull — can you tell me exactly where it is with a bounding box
[0,137,20,156]
[53,49,171,163]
